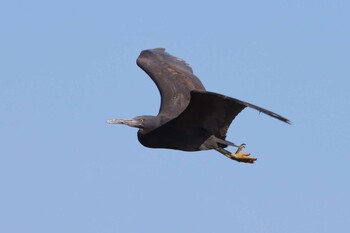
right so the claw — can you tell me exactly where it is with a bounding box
[230,144,257,163]
[215,144,257,164]
[231,154,257,163]
[235,143,246,154]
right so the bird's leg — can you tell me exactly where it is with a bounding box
[215,144,257,163]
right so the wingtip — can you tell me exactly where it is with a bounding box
[276,115,292,125]
[262,110,291,125]
[277,115,292,125]
[141,48,166,54]
[138,48,167,65]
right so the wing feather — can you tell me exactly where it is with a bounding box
[136,48,205,118]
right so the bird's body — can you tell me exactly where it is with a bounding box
[108,48,290,163]
[137,91,244,151]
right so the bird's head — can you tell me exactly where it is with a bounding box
[107,115,159,133]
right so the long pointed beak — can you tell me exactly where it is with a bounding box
[106,119,141,128]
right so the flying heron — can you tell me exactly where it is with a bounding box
[108,48,290,163]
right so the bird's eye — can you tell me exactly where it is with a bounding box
[140,118,144,123]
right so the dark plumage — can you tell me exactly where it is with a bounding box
[108,48,290,163]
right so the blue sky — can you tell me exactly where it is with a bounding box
[1,0,349,232]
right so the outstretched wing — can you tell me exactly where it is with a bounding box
[210,91,291,124]
[136,48,206,118]
[161,91,290,139]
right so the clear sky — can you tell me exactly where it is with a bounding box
[1,0,349,232]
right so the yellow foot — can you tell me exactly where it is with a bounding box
[229,144,257,163]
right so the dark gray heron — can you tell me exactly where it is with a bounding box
[108,48,290,163]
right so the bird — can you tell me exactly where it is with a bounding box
[107,48,290,163]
